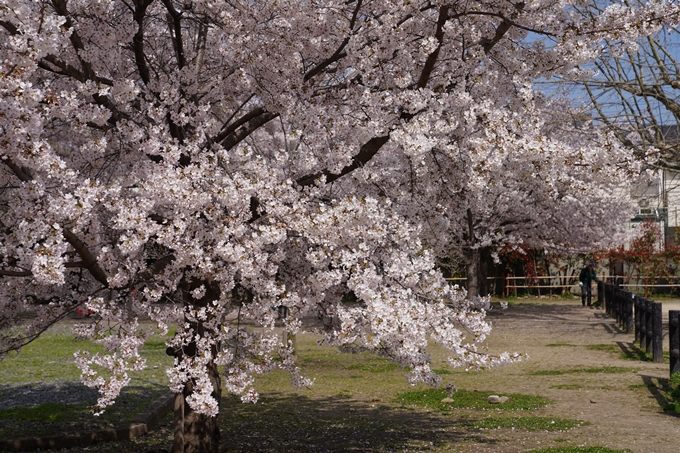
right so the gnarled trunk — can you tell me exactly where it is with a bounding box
[175,359,221,453]
[171,280,222,453]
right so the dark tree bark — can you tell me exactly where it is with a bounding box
[181,359,221,453]
[464,207,494,298]
[465,246,492,298]
[171,279,222,453]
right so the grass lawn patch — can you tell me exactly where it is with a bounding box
[662,372,680,414]
[395,388,550,411]
[525,448,631,453]
[0,325,173,385]
[0,402,78,423]
[0,323,174,440]
[550,384,583,390]
[531,366,636,376]
[463,416,587,431]
[0,385,169,439]
[346,360,401,373]
[587,343,654,362]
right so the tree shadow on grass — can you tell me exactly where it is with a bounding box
[0,382,100,410]
[0,382,167,440]
[219,393,499,452]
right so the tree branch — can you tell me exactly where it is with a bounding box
[304,0,363,82]
[50,0,96,80]
[2,158,32,182]
[220,111,280,151]
[162,0,186,69]
[417,5,449,88]
[62,228,109,286]
[136,254,176,282]
[296,135,390,186]
[133,0,154,85]
[0,269,32,277]
[479,2,526,54]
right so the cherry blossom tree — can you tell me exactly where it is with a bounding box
[1,1,678,451]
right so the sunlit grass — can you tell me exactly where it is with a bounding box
[395,388,550,411]
[525,448,631,453]
[531,366,636,376]
[463,416,587,431]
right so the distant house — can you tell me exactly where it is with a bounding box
[629,125,680,248]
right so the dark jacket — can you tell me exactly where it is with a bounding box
[579,267,598,286]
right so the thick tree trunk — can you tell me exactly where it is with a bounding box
[466,247,480,298]
[172,280,222,453]
[465,246,492,298]
[464,209,493,298]
[181,359,221,453]
[479,247,491,296]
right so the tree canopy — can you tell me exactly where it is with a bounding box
[1,1,678,451]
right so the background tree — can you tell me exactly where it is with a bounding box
[1,1,678,451]
[568,0,680,169]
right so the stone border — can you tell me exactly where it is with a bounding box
[0,393,174,451]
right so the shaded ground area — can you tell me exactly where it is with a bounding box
[0,383,167,439]
[0,382,99,410]
[1,299,679,452]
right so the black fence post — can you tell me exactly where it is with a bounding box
[597,281,603,307]
[670,310,680,376]
[652,302,663,363]
[640,299,648,352]
[634,296,640,342]
[646,299,653,355]
[624,292,634,333]
[603,282,607,313]
[605,284,611,316]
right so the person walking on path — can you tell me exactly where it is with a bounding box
[579,262,599,308]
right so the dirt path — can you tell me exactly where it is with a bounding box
[454,300,680,453]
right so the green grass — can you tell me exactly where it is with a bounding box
[586,343,652,362]
[550,384,583,390]
[395,388,550,411]
[585,344,617,353]
[663,372,680,414]
[463,416,587,431]
[0,403,79,423]
[346,360,401,373]
[525,448,631,453]
[0,324,174,385]
[0,323,174,439]
[531,366,636,376]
